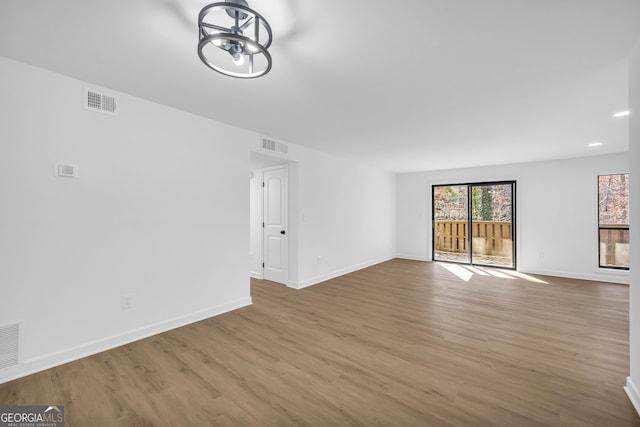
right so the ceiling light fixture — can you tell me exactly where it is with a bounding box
[198,0,272,79]
[612,110,630,118]
[588,141,603,147]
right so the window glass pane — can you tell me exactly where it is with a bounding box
[599,174,629,225]
[599,229,630,269]
[434,185,468,221]
[471,184,514,268]
[433,185,469,263]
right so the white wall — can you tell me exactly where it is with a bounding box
[249,142,397,289]
[625,40,640,415]
[0,56,398,382]
[397,153,629,283]
[0,56,253,383]
[296,151,396,287]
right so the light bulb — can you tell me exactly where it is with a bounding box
[232,53,245,66]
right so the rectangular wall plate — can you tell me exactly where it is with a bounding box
[55,163,79,178]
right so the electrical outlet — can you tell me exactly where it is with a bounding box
[317,256,323,264]
[121,294,134,310]
[539,252,545,260]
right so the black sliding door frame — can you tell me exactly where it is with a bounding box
[432,180,517,269]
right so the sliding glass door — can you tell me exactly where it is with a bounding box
[433,181,515,268]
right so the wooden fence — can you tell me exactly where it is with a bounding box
[434,221,513,257]
[599,226,630,268]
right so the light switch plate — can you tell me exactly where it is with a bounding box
[55,163,79,178]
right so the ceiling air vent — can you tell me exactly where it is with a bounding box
[84,87,118,115]
[262,137,288,154]
[0,322,21,370]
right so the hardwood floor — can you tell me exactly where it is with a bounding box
[1,259,638,426]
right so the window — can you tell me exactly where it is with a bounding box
[598,174,629,270]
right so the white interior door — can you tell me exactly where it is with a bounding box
[263,165,288,284]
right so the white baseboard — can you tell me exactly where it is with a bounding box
[249,270,263,279]
[394,256,629,285]
[0,296,252,385]
[521,267,629,285]
[296,256,394,289]
[396,254,430,262]
[625,377,640,416]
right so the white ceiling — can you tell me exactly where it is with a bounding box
[1,0,638,172]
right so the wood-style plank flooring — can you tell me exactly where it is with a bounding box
[1,259,638,426]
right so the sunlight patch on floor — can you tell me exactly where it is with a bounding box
[479,268,515,279]
[501,270,549,284]
[436,262,548,284]
[438,262,474,282]
[465,265,490,276]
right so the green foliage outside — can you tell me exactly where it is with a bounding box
[435,184,512,222]
[472,187,494,221]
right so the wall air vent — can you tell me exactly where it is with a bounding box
[262,137,288,154]
[0,322,21,370]
[84,87,118,115]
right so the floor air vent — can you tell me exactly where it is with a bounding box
[262,137,288,154]
[84,87,118,115]
[0,322,20,370]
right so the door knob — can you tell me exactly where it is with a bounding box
[280,230,286,235]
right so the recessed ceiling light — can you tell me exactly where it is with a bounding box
[612,110,630,118]
[588,141,603,147]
